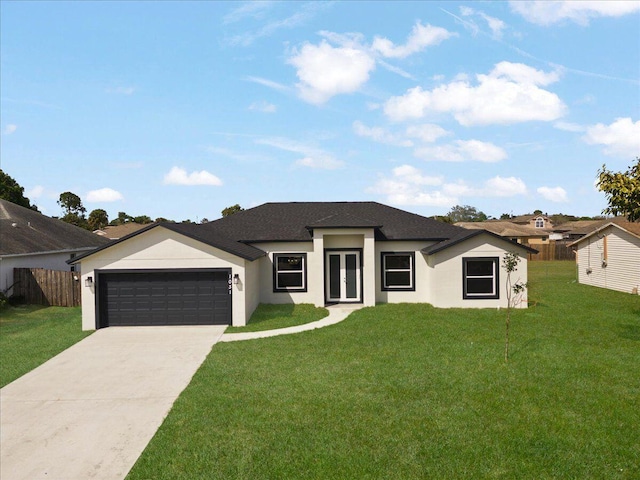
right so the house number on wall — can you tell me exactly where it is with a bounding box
[228,275,232,294]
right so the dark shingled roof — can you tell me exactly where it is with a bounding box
[0,199,111,256]
[70,201,534,263]
[201,202,464,242]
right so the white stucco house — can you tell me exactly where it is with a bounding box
[571,219,640,295]
[70,202,536,330]
[0,199,110,295]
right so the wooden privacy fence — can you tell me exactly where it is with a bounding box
[527,241,576,262]
[12,268,81,307]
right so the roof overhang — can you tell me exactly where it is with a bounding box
[68,223,266,265]
[422,229,538,256]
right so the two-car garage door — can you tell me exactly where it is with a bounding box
[97,270,231,328]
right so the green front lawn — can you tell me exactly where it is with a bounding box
[0,306,91,387]
[226,303,329,333]
[128,261,639,479]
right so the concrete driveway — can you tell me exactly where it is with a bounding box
[0,325,226,480]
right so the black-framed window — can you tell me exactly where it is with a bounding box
[463,257,499,299]
[273,253,307,292]
[381,252,415,291]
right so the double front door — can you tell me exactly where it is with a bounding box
[325,250,361,303]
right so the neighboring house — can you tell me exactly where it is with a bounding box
[70,202,536,330]
[571,220,640,295]
[455,221,549,245]
[0,199,111,295]
[94,223,147,240]
[552,218,615,241]
[511,214,553,230]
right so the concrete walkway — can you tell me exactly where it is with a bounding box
[219,304,362,342]
[0,325,226,480]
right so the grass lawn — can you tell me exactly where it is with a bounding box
[128,261,640,480]
[226,303,328,333]
[0,305,91,388]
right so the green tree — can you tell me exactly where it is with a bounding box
[0,169,38,211]
[500,213,513,220]
[110,211,134,225]
[133,215,153,224]
[221,204,244,217]
[58,192,88,228]
[597,158,640,221]
[88,209,109,230]
[447,205,488,223]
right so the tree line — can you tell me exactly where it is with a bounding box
[1,158,638,229]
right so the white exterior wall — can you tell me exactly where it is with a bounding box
[256,228,377,308]
[375,241,437,304]
[576,227,640,294]
[78,227,252,330]
[0,250,87,294]
[427,234,529,309]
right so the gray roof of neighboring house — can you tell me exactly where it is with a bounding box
[94,223,148,239]
[70,201,534,263]
[455,221,544,238]
[421,229,538,255]
[570,219,640,246]
[0,199,111,256]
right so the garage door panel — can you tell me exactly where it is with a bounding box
[98,270,231,327]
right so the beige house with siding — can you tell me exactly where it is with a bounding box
[70,202,535,330]
[571,220,640,295]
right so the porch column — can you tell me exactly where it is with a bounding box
[362,230,376,306]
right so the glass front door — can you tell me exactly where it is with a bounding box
[325,251,361,303]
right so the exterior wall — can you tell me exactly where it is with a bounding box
[375,240,437,304]
[78,227,252,330]
[576,227,640,294]
[427,234,529,309]
[0,250,87,295]
[256,228,376,308]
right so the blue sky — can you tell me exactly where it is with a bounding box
[2,1,639,222]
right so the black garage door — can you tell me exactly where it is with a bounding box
[97,270,231,328]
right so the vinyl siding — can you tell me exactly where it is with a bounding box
[576,227,640,294]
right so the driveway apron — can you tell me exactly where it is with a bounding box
[0,325,225,480]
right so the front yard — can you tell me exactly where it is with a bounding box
[127,261,640,479]
[0,306,90,388]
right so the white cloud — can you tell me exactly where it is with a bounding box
[248,100,277,113]
[245,76,290,92]
[384,61,566,125]
[583,117,640,157]
[483,176,528,196]
[405,124,451,143]
[554,121,585,132]
[460,7,506,39]
[392,164,444,186]
[368,166,526,206]
[369,165,446,205]
[414,140,508,162]
[288,39,375,104]
[510,0,640,26]
[256,136,343,169]
[222,1,274,24]
[86,188,124,202]
[3,124,17,135]
[27,185,44,198]
[226,2,328,46]
[352,121,413,147]
[537,186,568,202]
[163,167,223,186]
[372,22,454,58]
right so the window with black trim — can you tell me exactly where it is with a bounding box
[381,252,415,291]
[273,253,307,292]
[463,257,499,299]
